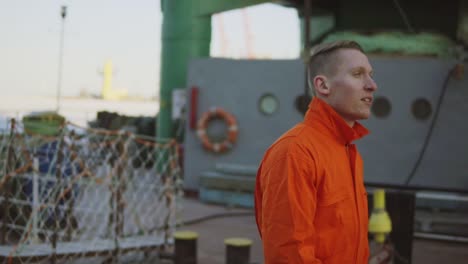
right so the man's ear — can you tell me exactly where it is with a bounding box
[313,75,330,96]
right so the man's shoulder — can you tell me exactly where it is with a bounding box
[264,123,320,161]
[263,121,339,167]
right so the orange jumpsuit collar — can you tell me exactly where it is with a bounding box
[304,97,369,144]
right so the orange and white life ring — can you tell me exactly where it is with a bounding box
[196,107,238,153]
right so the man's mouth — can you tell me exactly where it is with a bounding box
[362,97,373,104]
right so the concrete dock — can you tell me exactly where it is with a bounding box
[180,197,468,264]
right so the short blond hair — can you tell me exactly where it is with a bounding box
[307,40,364,95]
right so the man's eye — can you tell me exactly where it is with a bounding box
[353,72,361,77]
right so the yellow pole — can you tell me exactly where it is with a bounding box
[102,61,113,99]
[374,189,385,209]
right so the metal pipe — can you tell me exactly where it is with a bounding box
[414,232,468,243]
[304,0,311,96]
[364,181,468,195]
[64,132,77,242]
[1,119,16,244]
[32,158,40,243]
[416,192,468,202]
[56,6,67,113]
[52,130,65,264]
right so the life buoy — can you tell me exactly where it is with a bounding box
[196,107,238,153]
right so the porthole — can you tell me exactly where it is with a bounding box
[412,98,432,120]
[258,93,279,116]
[371,96,391,118]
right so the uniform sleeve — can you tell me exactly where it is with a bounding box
[255,153,322,264]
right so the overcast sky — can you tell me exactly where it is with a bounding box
[0,1,300,98]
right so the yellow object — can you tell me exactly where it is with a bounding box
[174,231,198,240]
[224,238,252,247]
[368,189,392,243]
[101,60,128,100]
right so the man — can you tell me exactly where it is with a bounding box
[254,40,377,263]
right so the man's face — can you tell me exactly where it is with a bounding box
[325,49,377,125]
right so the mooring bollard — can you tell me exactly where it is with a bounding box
[174,231,198,264]
[224,237,252,264]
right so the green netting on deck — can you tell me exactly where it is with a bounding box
[22,112,65,136]
[322,31,457,57]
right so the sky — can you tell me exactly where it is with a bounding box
[0,1,300,98]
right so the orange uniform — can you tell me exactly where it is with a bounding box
[255,97,370,263]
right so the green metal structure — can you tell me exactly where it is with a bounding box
[158,0,271,139]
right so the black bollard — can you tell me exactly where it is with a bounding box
[225,238,252,264]
[174,231,198,264]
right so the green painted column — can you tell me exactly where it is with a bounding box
[158,0,271,139]
[158,0,211,140]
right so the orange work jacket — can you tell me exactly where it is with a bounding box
[255,97,370,264]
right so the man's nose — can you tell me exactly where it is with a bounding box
[365,77,378,92]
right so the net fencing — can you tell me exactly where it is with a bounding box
[0,119,182,264]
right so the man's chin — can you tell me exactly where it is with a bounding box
[354,112,371,121]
